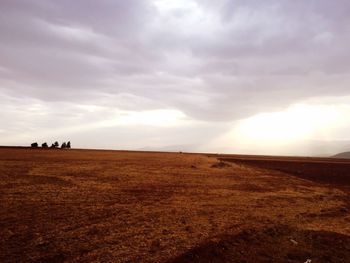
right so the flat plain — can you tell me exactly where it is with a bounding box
[1,147,350,262]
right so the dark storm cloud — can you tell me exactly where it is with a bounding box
[1,0,350,144]
[0,0,160,101]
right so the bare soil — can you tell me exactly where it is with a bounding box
[0,148,350,262]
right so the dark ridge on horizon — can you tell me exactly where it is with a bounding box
[332,152,350,159]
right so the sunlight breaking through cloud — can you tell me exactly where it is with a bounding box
[235,104,341,142]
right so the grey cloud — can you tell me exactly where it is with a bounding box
[1,0,350,112]
[1,0,350,154]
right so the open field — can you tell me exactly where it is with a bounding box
[1,148,350,262]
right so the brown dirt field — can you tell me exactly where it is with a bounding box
[0,148,350,263]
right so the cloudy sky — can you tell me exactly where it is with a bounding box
[1,0,350,156]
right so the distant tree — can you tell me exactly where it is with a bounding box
[54,141,59,147]
[42,142,48,148]
[66,141,71,149]
[61,142,67,148]
[50,143,56,148]
[31,142,38,148]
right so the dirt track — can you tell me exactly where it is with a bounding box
[0,148,350,262]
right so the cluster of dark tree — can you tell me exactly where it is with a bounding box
[31,141,71,149]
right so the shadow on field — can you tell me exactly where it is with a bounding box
[219,157,350,189]
[167,225,350,263]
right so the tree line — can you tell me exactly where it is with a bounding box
[31,141,71,149]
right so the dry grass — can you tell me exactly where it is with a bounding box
[0,148,349,262]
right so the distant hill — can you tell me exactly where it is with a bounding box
[332,152,350,159]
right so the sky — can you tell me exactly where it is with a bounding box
[1,0,350,156]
